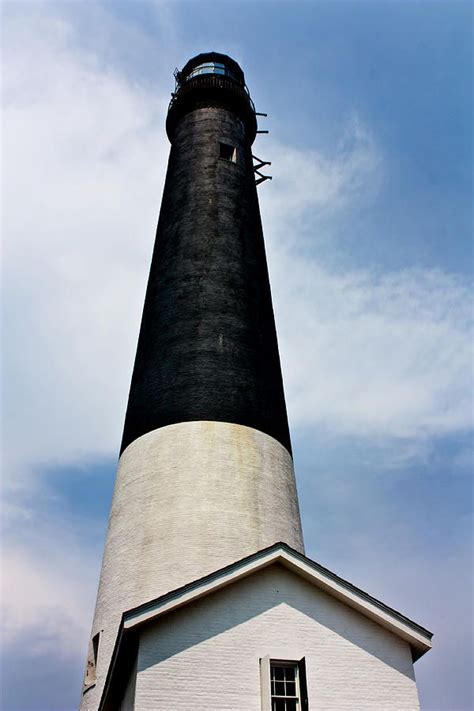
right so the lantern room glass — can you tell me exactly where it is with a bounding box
[186,62,237,81]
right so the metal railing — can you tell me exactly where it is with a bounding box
[168,72,256,116]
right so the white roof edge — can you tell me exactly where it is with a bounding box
[277,550,431,656]
[123,544,432,658]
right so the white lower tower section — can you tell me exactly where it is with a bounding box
[80,420,304,711]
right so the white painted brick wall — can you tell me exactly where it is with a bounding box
[134,564,420,710]
[80,421,303,711]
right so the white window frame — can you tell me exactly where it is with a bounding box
[260,656,308,711]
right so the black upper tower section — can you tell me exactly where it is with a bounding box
[120,53,292,455]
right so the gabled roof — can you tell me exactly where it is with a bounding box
[100,542,432,710]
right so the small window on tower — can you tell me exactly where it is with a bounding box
[83,632,100,691]
[219,142,237,163]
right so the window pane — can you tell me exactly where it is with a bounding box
[286,701,297,711]
[274,681,285,696]
[188,62,229,79]
[272,700,285,711]
[274,666,284,681]
[285,681,296,696]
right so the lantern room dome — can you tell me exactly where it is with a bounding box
[167,52,256,144]
[178,52,245,86]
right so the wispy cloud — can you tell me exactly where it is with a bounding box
[2,526,99,659]
[260,114,381,242]
[256,124,472,446]
[2,7,171,486]
[275,259,472,439]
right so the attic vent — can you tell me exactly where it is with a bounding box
[219,142,237,163]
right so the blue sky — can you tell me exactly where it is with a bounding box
[1,1,472,710]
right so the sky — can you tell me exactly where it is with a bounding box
[1,1,472,709]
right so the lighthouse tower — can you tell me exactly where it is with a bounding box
[81,54,431,711]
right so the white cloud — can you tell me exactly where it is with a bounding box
[2,7,171,486]
[260,114,381,244]
[273,258,472,439]
[1,529,99,660]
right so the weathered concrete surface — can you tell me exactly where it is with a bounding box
[133,565,420,710]
[81,421,303,711]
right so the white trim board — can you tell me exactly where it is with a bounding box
[124,542,432,656]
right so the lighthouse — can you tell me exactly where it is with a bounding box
[80,53,431,711]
